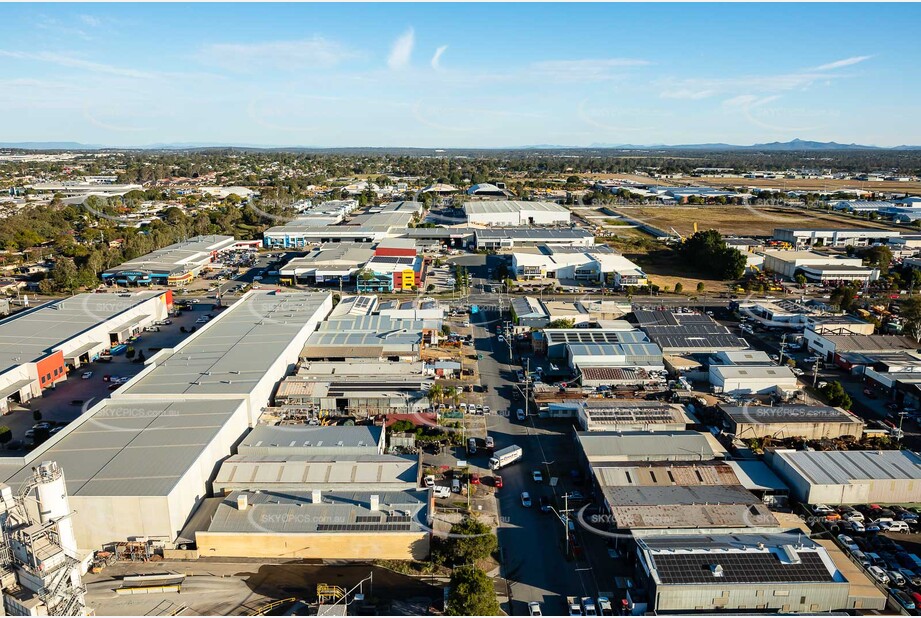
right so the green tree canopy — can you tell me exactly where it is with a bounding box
[434,517,498,567]
[446,566,500,616]
[548,318,576,329]
[820,381,853,410]
[678,230,746,280]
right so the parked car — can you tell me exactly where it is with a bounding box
[892,589,915,610]
[532,470,543,483]
[868,566,890,584]
[521,492,532,507]
[888,570,907,587]
[528,601,543,616]
[539,495,551,513]
[81,371,93,379]
[470,473,480,485]
[493,475,503,489]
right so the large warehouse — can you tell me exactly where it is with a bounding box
[511,245,647,287]
[0,291,334,550]
[773,227,900,249]
[102,235,239,286]
[718,404,865,440]
[766,449,921,505]
[463,200,570,226]
[762,250,878,283]
[635,533,881,613]
[474,227,595,250]
[0,291,171,413]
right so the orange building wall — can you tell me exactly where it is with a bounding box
[35,350,65,389]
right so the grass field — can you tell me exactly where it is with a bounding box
[614,206,902,237]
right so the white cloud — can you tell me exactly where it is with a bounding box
[531,58,650,82]
[79,15,102,28]
[723,94,780,108]
[431,45,448,70]
[0,50,153,78]
[811,55,872,71]
[201,38,356,72]
[388,28,415,70]
[660,89,716,100]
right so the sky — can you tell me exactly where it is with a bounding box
[1,3,920,148]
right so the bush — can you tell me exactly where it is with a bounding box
[446,566,500,616]
[432,517,498,567]
[820,381,853,409]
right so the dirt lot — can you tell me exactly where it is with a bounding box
[616,205,901,237]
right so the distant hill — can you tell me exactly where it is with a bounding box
[3,138,921,152]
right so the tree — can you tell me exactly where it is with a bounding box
[548,318,576,329]
[441,324,452,336]
[0,427,11,446]
[830,284,860,312]
[446,566,500,616]
[674,282,683,294]
[901,297,921,342]
[861,245,893,273]
[678,230,746,280]
[820,381,853,410]
[794,273,807,287]
[696,281,705,294]
[51,257,78,292]
[434,517,498,566]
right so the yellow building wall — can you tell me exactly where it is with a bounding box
[196,531,429,561]
[401,269,415,288]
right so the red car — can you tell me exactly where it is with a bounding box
[470,473,480,485]
[493,475,503,488]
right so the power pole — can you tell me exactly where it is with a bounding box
[812,359,820,387]
[778,333,787,366]
[564,493,571,557]
[525,358,530,419]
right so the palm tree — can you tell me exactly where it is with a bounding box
[445,386,459,409]
[427,384,444,409]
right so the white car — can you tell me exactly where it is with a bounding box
[81,371,93,379]
[533,470,543,482]
[497,335,505,343]
[528,602,543,616]
[520,492,532,507]
[868,565,890,585]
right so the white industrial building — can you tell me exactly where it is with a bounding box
[766,449,921,505]
[0,291,171,414]
[0,291,334,551]
[709,365,799,396]
[474,227,594,250]
[463,200,570,226]
[762,250,879,283]
[773,227,900,248]
[511,245,647,287]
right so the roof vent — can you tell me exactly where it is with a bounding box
[710,564,724,577]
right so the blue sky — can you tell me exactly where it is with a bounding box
[2,3,919,148]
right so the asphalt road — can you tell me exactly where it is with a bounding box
[470,307,609,615]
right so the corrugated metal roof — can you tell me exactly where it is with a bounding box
[775,449,921,486]
[214,454,417,491]
[1,398,248,497]
[239,425,383,454]
[577,431,720,461]
[205,490,428,534]
[122,292,331,397]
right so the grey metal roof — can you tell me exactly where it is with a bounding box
[103,235,236,276]
[205,490,428,534]
[121,292,331,397]
[720,404,859,425]
[213,454,417,491]
[546,329,649,345]
[774,449,921,486]
[239,424,383,454]
[609,501,777,530]
[725,460,790,493]
[0,291,166,373]
[577,431,719,461]
[634,309,747,351]
[567,342,663,362]
[475,227,593,240]
[464,200,567,215]
[1,398,247,497]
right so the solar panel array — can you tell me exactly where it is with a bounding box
[588,407,676,423]
[316,523,414,532]
[653,552,833,584]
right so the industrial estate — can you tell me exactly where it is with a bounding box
[4,143,921,618]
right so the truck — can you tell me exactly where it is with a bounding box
[566,597,583,616]
[489,445,523,471]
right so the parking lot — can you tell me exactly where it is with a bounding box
[815,503,921,613]
[3,304,211,453]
